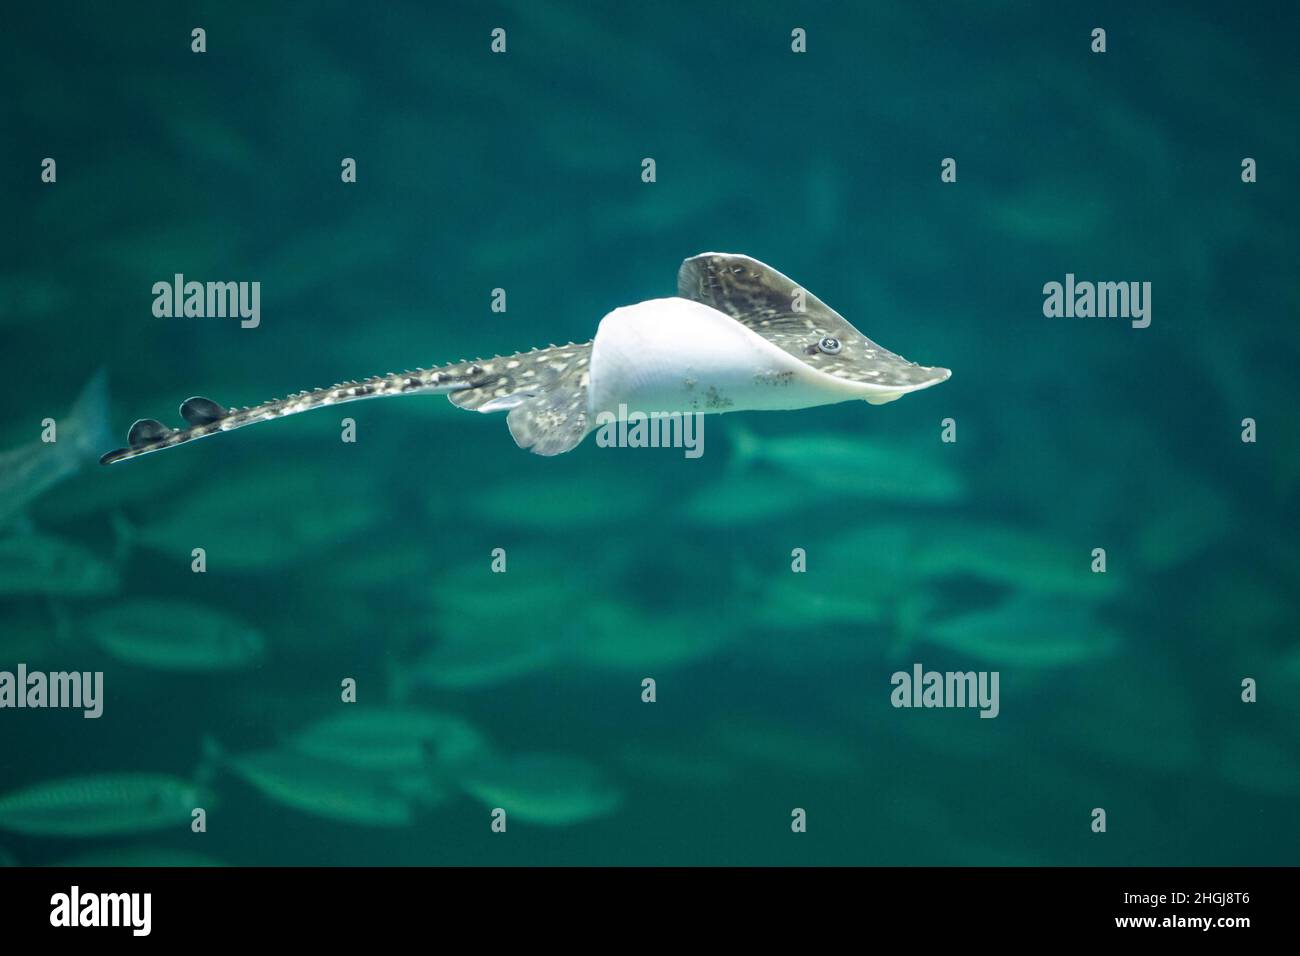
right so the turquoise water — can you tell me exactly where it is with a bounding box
[1,1,1297,865]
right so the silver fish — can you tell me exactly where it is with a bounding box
[118,465,380,571]
[402,625,570,692]
[285,707,490,772]
[83,599,265,671]
[456,752,621,826]
[217,745,422,827]
[724,424,966,503]
[916,597,1120,668]
[0,773,209,838]
[0,533,119,598]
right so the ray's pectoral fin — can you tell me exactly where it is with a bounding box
[678,251,848,336]
[677,252,951,394]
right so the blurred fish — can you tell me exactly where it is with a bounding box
[911,522,1120,598]
[386,771,454,811]
[457,752,621,826]
[916,597,1120,668]
[463,472,652,528]
[746,572,891,631]
[316,540,438,594]
[400,570,592,690]
[0,773,209,838]
[119,467,380,571]
[431,563,589,618]
[0,371,111,528]
[33,442,200,523]
[980,180,1111,244]
[824,520,1119,599]
[681,473,811,525]
[727,424,965,503]
[401,624,570,691]
[49,846,224,867]
[216,745,421,827]
[82,599,265,671]
[0,533,119,598]
[1217,735,1300,795]
[734,552,919,670]
[286,707,490,772]
[812,524,924,588]
[571,600,735,670]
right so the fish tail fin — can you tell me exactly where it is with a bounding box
[67,368,113,460]
[98,360,489,466]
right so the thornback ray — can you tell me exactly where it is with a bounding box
[100,253,950,463]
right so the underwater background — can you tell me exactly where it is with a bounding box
[1,0,1297,865]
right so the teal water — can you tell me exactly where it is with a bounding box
[1,1,1297,865]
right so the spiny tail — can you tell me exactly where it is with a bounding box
[99,360,489,466]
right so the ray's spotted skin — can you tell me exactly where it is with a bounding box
[101,253,950,463]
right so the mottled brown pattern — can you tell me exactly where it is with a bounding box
[505,363,592,457]
[447,343,591,412]
[677,253,949,388]
[100,343,596,465]
[100,254,946,465]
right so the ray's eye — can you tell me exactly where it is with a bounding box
[816,336,842,355]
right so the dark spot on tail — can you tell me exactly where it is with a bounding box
[127,418,171,447]
[179,396,228,426]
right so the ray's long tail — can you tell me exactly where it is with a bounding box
[99,359,488,465]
